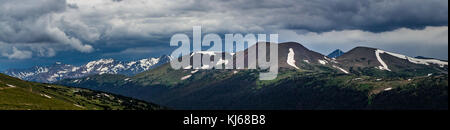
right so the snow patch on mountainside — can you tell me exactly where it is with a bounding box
[37,67,49,73]
[318,59,328,65]
[86,59,114,69]
[7,67,49,80]
[184,65,193,69]
[191,51,217,56]
[191,70,199,74]
[325,56,339,63]
[333,65,349,74]
[127,61,137,67]
[73,104,85,108]
[181,75,192,80]
[72,67,80,72]
[47,74,61,82]
[381,50,448,67]
[217,59,229,66]
[6,84,16,88]
[287,48,300,69]
[201,65,212,69]
[40,93,52,99]
[139,58,160,70]
[375,49,448,71]
[375,50,392,71]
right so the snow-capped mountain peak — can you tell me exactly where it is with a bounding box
[3,55,171,83]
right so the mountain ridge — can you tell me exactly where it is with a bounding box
[55,42,448,110]
[3,55,171,83]
[5,42,448,83]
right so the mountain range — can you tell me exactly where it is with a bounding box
[5,43,447,83]
[53,42,448,110]
[2,55,171,83]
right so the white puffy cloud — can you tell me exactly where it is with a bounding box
[1,47,32,59]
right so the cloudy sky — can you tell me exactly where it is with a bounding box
[0,0,448,70]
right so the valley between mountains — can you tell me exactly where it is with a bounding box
[2,42,448,110]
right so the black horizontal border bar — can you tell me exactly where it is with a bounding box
[0,110,447,129]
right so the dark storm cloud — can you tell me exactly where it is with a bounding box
[304,0,447,32]
[215,0,448,32]
[0,0,448,61]
[0,0,66,20]
[0,0,93,60]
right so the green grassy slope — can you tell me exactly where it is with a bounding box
[0,73,163,110]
